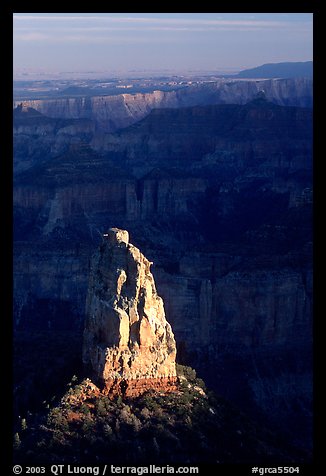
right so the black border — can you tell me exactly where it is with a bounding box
[5,2,321,474]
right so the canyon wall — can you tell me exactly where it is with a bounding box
[13,98,313,447]
[14,78,313,132]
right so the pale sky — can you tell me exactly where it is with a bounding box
[13,13,313,76]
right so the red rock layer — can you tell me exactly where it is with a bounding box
[102,376,178,398]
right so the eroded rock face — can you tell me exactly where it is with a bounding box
[82,228,177,396]
[14,78,312,133]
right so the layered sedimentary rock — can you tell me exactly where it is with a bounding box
[14,99,313,344]
[14,99,312,445]
[14,77,313,132]
[93,100,312,177]
[13,105,95,173]
[83,228,177,396]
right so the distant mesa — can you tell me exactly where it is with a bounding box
[236,61,313,79]
[83,228,177,397]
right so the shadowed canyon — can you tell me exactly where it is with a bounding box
[13,76,313,461]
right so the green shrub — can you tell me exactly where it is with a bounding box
[103,423,113,437]
[194,377,206,391]
[116,395,123,407]
[47,408,69,431]
[95,398,108,417]
[14,432,21,450]
[79,403,90,415]
[138,393,161,412]
[176,364,197,382]
[139,407,151,420]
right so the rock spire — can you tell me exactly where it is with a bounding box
[83,228,177,396]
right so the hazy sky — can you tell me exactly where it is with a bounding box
[13,13,313,76]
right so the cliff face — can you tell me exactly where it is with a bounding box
[93,101,312,178]
[83,228,177,397]
[13,99,313,341]
[14,77,313,132]
[13,106,95,172]
[156,261,312,349]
